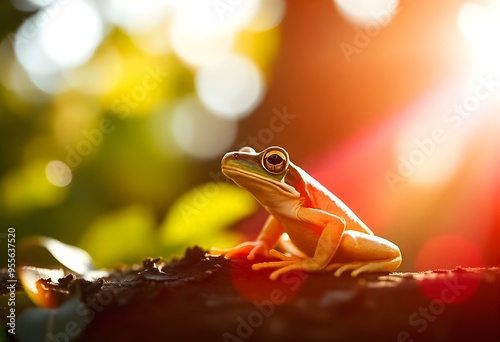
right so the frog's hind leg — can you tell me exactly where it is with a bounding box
[276,233,308,259]
[325,230,402,277]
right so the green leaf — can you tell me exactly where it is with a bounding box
[79,205,157,267]
[160,182,257,256]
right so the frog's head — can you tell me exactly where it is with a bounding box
[221,146,307,204]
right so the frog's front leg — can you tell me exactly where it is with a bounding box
[253,208,346,280]
[210,215,283,260]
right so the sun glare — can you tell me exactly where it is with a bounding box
[458,1,500,74]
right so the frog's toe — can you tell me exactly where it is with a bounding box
[251,250,306,278]
[268,264,303,280]
[335,264,359,277]
[210,247,229,255]
[252,260,296,271]
[325,262,366,277]
[254,259,323,280]
[327,257,402,277]
[268,249,301,261]
[210,242,254,258]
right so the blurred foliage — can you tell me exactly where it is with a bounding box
[80,205,157,267]
[0,1,284,267]
[160,182,257,259]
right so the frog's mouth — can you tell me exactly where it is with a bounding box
[221,166,300,199]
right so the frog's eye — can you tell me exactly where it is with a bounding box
[263,150,288,174]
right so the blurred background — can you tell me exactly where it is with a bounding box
[0,0,498,272]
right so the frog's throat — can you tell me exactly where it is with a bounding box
[222,166,300,198]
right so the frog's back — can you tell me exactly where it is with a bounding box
[298,166,374,236]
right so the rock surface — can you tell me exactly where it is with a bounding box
[9,247,500,342]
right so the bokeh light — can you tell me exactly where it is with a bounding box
[415,234,483,271]
[3,0,285,265]
[63,46,123,95]
[171,96,237,159]
[334,0,399,25]
[40,0,104,69]
[247,0,286,31]
[103,0,174,35]
[174,0,261,33]
[169,17,235,67]
[12,0,104,94]
[12,0,48,12]
[415,235,483,303]
[2,0,498,286]
[196,53,264,119]
[1,56,49,103]
[2,160,66,214]
[45,160,72,187]
[13,14,58,75]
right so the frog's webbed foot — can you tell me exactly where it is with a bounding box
[252,249,322,280]
[210,241,260,260]
[259,249,301,262]
[210,243,252,259]
[210,241,269,260]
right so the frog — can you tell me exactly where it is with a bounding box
[211,146,402,280]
